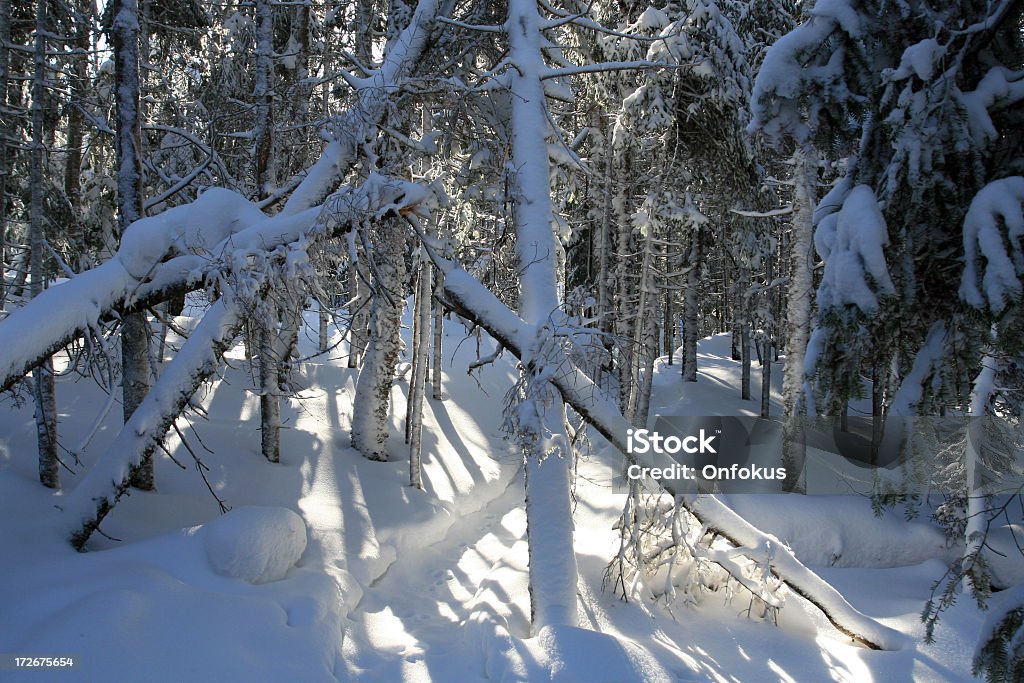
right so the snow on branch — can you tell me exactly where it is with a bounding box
[63,298,242,550]
[281,0,442,215]
[815,185,895,314]
[959,176,1024,313]
[0,176,430,394]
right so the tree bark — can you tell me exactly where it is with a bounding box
[408,257,431,488]
[782,145,815,420]
[259,301,281,464]
[253,0,274,198]
[111,0,155,490]
[31,0,58,489]
[682,230,701,382]
[431,271,443,400]
[351,219,407,461]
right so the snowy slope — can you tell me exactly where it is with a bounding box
[0,320,983,681]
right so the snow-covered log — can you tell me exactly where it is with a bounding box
[435,261,907,651]
[57,179,431,549]
[0,176,429,394]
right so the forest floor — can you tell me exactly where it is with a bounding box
[0,301,985,681]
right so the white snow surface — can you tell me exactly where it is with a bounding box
[0,312,989,681]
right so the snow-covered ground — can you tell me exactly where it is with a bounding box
[0,309,983,681]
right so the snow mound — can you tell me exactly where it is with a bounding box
[200,506,307,583]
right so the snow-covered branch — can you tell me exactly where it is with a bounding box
[0,177,429,394]
[280,0,445,215]
[64,297,242,550]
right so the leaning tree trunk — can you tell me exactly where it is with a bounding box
[111,0,154,490]
[30,0,58,489]
[351,219,407,461]
[434,261,904,651]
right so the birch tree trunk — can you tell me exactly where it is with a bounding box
[31,0,58,489]
[351,219,407,461]
[507,0,578,631]
[782,145,815,419]
[782,145,816,490]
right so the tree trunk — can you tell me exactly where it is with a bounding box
[31,0,58,489]
[351,219,407,461]
[664,291,673,365]
[408,258,430,489]
[431,271,443,400]
[507,0,578,631]
[253,0,274,198]
[111,0,155,490]
[741,321,751,400]
[682,231,701,382]
[0,0,10,311]
[629,228,657,427]
[318,299,329,353]
[259,302,281,463]
[781,146,815,489]
[782,144,816,420]
[348,234,369,367]
[64,0,90,269]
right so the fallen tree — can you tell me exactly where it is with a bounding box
[61,179,431,550]
[0,0,449,393]
[425,238,907,651]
